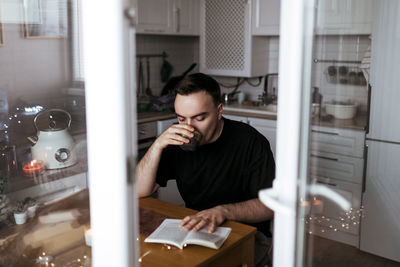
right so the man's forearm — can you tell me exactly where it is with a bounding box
[220,198,274,223]
[136,142,163,197]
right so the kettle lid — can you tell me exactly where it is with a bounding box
[34,109,72,132]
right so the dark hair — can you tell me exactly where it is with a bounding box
[175,73,221,106]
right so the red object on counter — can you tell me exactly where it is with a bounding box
[22,160,44,176]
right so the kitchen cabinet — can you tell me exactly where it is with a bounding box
[199,0,269,77]
[252,0,280,36]
[135,0,199,35]
[223,114,277,157]
[315,0,373,35]
[309,125,365,247]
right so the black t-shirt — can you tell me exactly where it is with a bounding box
[156,117,275,236]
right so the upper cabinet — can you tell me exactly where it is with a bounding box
[199,0,270,77]
[315,0,373,35]
[252,0,280,36]
[135,0,199,35]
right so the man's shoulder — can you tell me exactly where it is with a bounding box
[224,117,263,136]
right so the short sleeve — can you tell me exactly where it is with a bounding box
[155,146,176,187]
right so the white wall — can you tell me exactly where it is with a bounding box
[0,24,71,106]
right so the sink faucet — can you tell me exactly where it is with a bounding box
[258,73,278,105]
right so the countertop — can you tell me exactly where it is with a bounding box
[136,104,366,131]
[137,110,176,124]
[223,103,367,131]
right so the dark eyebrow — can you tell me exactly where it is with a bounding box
[175,112,209,119]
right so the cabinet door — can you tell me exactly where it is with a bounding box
[174,0,199,35]
[309,177,362,247]
[312,177,362,235]
[315,0,372,35]
[136,0,173,34]
[252,0,280,35]
[248,118,277,157]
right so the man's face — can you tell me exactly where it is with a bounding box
[174,91,223,145]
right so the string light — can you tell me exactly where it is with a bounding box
[304,206,365,235]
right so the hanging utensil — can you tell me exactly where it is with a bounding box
[160,57,173,82]
[145,57,153,96]
[138,58,144,97]
[161,63,197,96]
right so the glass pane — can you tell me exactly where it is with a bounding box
[0,0,90,265]
[298,0,400,266]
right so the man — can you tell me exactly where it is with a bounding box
[137,73,275,266]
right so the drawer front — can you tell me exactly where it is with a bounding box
[310,126,365,158]
[138,121,157,140]
[310,151,364,184]
[309,177,362,236]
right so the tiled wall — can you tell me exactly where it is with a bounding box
[312,35,371,111]
[215,37,280,102]
[136,35,200,96]
[137,34,370,110]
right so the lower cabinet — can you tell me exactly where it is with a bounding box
[309,176,362,247]
[309,126,365,247]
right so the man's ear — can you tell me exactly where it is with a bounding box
[217,103,223,120]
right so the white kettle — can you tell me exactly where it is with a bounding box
[27,109,77,169]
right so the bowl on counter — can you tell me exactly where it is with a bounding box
[324,101,358,119]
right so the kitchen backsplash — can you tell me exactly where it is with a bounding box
[138,34,370,111]
[312,35,370,112]
[216,37,280,102]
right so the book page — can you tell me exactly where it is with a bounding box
[184,226,232,249]
[144,219,188,249]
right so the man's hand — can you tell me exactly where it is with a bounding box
[179,205,229,233]
[153,124,194,150]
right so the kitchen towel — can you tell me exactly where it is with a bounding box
[360,36,371,89]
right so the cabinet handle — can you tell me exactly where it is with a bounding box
[316,180,337,187]
[139,130,146,135]
[311,130,339,135]
[366,83,372,134]
[176,7,181,33]
[310,154,338,161]
[362,144,368,193]
[144,29,164,33]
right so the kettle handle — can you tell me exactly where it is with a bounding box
[33,108,72,131]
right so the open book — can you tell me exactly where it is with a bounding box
[144,219,231,249]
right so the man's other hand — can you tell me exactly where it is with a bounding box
[179,205,228,233]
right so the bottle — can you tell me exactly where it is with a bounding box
[312,87,322,118]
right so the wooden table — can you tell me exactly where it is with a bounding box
[139,197,256,267]
[0,191,256,267]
